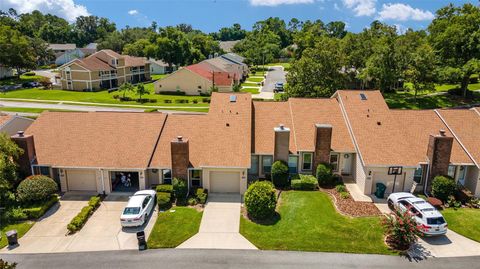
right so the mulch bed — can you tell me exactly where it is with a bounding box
[321,187,382,217]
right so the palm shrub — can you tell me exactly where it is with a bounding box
[173,178,188,204]
[316,163,333,186]
[431,175,457,202]
[17,175,57,204]
[271,160,289,188]
[244,181,277,220]
[382,207,423,251]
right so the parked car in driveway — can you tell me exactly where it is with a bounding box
[274,82,284,93]
[120,190,156,227]
[387,192,448,236]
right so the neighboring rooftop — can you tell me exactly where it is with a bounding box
[185,64,233,86]
[219,40,240,53]
[48,43,76,51]
[62,50,148,70]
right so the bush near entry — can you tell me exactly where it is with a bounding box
[291,174,318,190]
[195,188,208,204]
[173,178,188,204]
[271,161,289,188]
[432,176,457,202]
[316,163,334,186]
[244,181,277,220]
[16,175,58,204]
[157,192,172,210]
[156,184,173,194]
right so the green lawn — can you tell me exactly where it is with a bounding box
[384,92,480,109]
[148,207,203,248]
[0,74,44,86]
[240,191,392,254]
[245,77,264,83]
[266,62,291,70]
[241,87,260,94]
[401,82,480,96]
[241,82,260,87]
[151,74,168,81]
[0,222,34,249]
[442,208,480,242]
[0,86,210,108]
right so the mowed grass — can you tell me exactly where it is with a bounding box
[241,82,260,87]
[148,207,203,248]
[245,77,264,83]
[442,208,480,242]
[384,92,480,109]
[0,107,79,113]
[240,191,392,254]
[151,74,168,81]
[0,74,44,86]
[1,85,210,107]
[0,222,35,249]
[241,87,260,94]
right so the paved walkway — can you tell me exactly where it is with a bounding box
[177,194,256,249]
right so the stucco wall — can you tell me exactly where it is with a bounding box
[465,166,480,197]
[154,68,211,95]
[368,167,416,195]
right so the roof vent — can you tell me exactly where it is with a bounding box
[177,136,183,141]
[230,95,237,102]
[17,131,24,137]
[377,121,381,126]
[439,129,446,136]
[226,123,230,127]
[360,93,367,100]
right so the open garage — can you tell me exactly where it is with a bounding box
[209,171,241,193]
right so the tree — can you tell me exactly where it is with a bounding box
[119,82,134,98]
[404,43,436,100]
[154,27,192,67]
[428,3,480,97]
[30,37,55,66]
[0,26,36,73]
[0,133,23,207]
[233,28,281,66]
[135,83,150,102]
[326,21,347,39]
[73,15,116,46]
[286,36,345,97]
[213,23,246,41]
[122,39,151,57]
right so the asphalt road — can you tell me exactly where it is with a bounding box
[262,66,286,93]
[1,249,479,269]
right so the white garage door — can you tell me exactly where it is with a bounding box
[66,170,97,191]
[209,171,240,193]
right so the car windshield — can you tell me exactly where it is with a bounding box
[427,217,446,225]
[123,207,140,215]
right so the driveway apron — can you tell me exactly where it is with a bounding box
[177,193,256,249]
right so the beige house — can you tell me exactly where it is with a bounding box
[58,49,150,91]
[154,63,233,95]
[12,91,480,197]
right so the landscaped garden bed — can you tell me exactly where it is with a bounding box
[321,187,381,217]
[67,196,102,234]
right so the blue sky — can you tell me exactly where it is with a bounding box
[2,0,477,33]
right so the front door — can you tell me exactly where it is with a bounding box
[341,154,353,175]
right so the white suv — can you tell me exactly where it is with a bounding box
[387,192,448,236]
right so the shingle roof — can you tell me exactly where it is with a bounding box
[151,93,251,168]
[124,55,148,67]
[74,56,115,71]
[48,43,76,51]
[186,64,233,86]
[437,109,480,167]
[26,112,167,169]
[0,115,12,126]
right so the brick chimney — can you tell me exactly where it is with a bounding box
[171,136,189,180]
[11,131,35,177]
[426,129,453,192]
[313,124,332,173]
[273,124,290,163]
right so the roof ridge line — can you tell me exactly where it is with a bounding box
[434,109,479,168]
[147,113,169,168]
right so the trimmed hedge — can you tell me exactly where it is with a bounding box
[173,178,188,202]
[316,163,334,186]
[244,181,277,220]
[22,195,59,219]
[196,188,208,204]
[17,175,58,204]
[271,161,289,188]
[67,196,101,233]
[156,184,173,194]
[159,90,186,96]
[432,175,457,202]
[291,174,318,190]
[157,192,172,210]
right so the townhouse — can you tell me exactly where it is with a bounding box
[58,49,150,91]
[11,90,480,197]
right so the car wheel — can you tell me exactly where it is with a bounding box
[387,199,394,210]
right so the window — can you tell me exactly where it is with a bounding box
[249,155,259,175]
[33,166,50,176]
[448,165,456,178]
[458,166,466,185]
[190,169,202,187]
[413,167,423,184]
[163,169,172,184]
[302,152,313,171]
[142,196,151,208]
[330,154,339,172]
[262,156,273,174]
[288,156,298,174]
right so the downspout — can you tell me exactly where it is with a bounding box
[423,162,430,197]
[100,168,106,195]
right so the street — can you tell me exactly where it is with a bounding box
[261,66,287,93]
[1,249,479,269]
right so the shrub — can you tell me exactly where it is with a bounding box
[271,161,289,188]
[6,208,27,221]
[159,90,186,96]
[291,174,318,190]
[382,207,423,251]
[17,175,58,204]
[173,178,188,201]
[156,184,173,194]
[188,197,197,206]
[0,259,17,269]
[195,188,208,204]
[316,163,334,186]
[148,99,158,103]
[22,195,59,219]
[202,98,211,103]
[340,192,350,199]
[244,181,277,220]
[164,99,172,103]
[88,196,101,208]
[432,176,457,202]
[23,72,35,76]
[157,192,172,210]
[67,195,100,233]
[193,100,198,104]
[335,184,346,193]
[145,108,158,112]
[112,94,120,99]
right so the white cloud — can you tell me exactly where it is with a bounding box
[128,9,139,15]
[334,3,340,11]
[378,3,434,21]
[249,0,314,6]
[4,0,89,22]
[342,0,376,16]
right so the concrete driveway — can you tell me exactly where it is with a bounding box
[178,193,256,249]
[411,230,480,258]
[2,193,157,253]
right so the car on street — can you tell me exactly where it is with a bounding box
[274,82,284,93]
[22,82,41,88]
[120,190,156,227]
[387,192,448,236]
